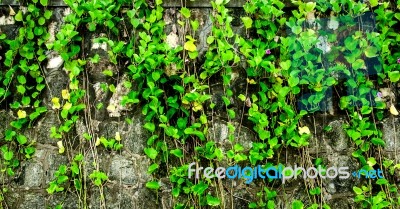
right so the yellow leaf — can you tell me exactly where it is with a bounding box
[9,5,16,16]
[276,77,283,84]
[178,20,185,26]
[192,102,203,112]
[52,97,60,109]
[115,132,121,141]
[367,159,376,167]
[63,102,72,111]
[17,110,27,119]
[184,41,196,52]
[62,89,70,100]
[107,104,116,112]
[390,104,399,116]
[57,141,65,154]
[69,81,78,90]
[299,126,311,135]
[182,99,189,105]
[246,78,257,84]
[95,137,101,146]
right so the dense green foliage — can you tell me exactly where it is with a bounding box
[1,0,400,208]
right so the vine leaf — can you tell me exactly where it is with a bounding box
[146,181,160,190]
[57,141,65,154]
[184,41,196,52]
[180,7,191,18]
[17,110,27,119]
[241,17,253,29]
[15,11,23,21]
[40,0,48,6]
[298,126,310,135]
[364,46,378,58]
[390,104,399,116]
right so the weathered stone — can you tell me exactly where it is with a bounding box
[379,87,396,104]
[0,3,398,209]
[22,161,44,188]
[0,110,14,139]
[43,150,69,185]
[223,182,258,209]
[0,15,14,25]
[17,193,46,209]
[382,117,400,152]
[88,185,159,209]
[108,154,151,185]
[316,35,332,54]
[47,193,80,209]
[192,8,213,59]
[165,32,179,49]
[323,155,360,194]
[109,155,136,185]
[92,82,111,121]
[75,118,89,142]
[326,197,355,209]
[4,188,21,208]
[82,151,110,183]
[327,120,349,152]
[96,116,148,155]
[208,118,256,152]
[35,111,62,145]
[46,55,64,70]
[42,67,69,108]
[87,35,117,83]
[107,75,133,118]
[306,117,350,154]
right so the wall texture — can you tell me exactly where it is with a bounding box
[0,1,400,209]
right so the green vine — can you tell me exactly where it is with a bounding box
[1,0,400,208]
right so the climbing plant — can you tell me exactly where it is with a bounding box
[0,0,400,208]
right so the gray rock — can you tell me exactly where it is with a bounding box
[92,82,111,121]
[107,75,133,118]
[382,117,400,152]
[108,154,151,186]
[326,197,356,209]
[208,118,256,152]
[96,115,148,155]
[89,185,159,209]
[82,151,110,183]
[22,162,44,188]
[42,69,69,109]
[18,193,46,209]
[109,155,136,185]
[192,8,213,59]
[3,188,22,208]
[327,120,349,152]
[323,155,360,194]
[306,117,349,154]
[48,194,80,209]
[35,111,62,145]
[43,150,69,185]
[0,110,14,139]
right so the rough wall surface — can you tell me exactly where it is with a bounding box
[0,1,400,209]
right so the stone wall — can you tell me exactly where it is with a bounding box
[1,1,399,209]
